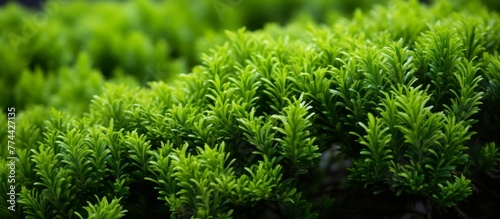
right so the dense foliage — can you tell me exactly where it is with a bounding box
[0,0,391,114]
[1,0,500,218]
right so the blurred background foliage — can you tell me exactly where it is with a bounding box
[0,0,498,114]
[0,0,394,116]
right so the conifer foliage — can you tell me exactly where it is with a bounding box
[1,0,500,218]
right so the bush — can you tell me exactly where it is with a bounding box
[0,0,390,112]
[2,0,500,218]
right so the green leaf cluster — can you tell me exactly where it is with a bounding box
[2,0,500,218]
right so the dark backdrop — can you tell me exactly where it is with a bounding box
[0,0,43,8]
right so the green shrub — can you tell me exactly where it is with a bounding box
[0,0,392,112]
[2,0,500,218]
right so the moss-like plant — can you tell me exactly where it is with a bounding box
[2,0,500,218]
